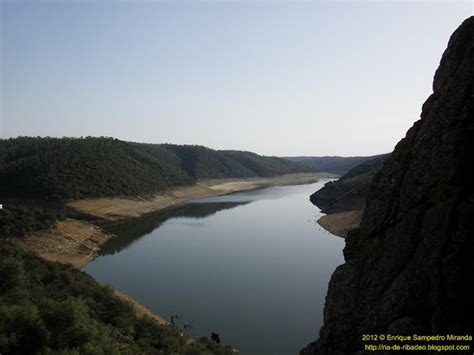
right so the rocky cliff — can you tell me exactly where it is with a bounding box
[302,17,474,354]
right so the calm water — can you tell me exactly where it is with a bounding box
[84,181,344,355]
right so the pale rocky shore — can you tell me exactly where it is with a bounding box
[67,172,332,221]
[17,172,331,328]
[317,209,363,238]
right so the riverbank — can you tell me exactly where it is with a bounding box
[82,178,343,354]
[16,173,333,330]
[17,218,111,268]
[16,218,171,326]
[19,173,332,268]
[317,209,363,238]
[67,172,333,221]
[113,289,169,325]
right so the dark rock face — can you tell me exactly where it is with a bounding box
[310,154,388,214]
[302,17,474,354]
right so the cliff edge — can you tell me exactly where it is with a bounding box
[302,17,474,354]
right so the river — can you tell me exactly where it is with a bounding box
[84,180,344,355]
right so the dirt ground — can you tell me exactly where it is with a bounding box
[67,173,332,221]
[17,172,332,328]
[17,219,170,325]
[17,218,110,269]
[317,209,364,238]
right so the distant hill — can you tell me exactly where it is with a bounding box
[162,144,314,179]
[285,154,386,175]
[0,137,316,201]
[0,137,193,201]
[310,154,389,213]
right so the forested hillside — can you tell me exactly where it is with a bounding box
[0,240,235,354]
[0,206,65,238]
[285,154,386,175]
[310,154,389,213]
[0,137,193,201]
[164,144,313,179]
[0,137,316,201]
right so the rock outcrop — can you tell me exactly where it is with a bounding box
[302,17,474,354]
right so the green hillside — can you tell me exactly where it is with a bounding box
[0,137,316,201]
[0,137,193,201]
[164,144,313,179]
[0,205,65,238]
[0,240,235,354]
[285,154,387,175]
[310,154,389,213]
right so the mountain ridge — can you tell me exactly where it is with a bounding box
[286,154,387,175]
[0,137,316,201]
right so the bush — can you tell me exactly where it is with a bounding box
[0,241,235,354]
[0,205,64,238]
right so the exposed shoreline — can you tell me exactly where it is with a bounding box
[317,209,363,238]
[17,172,333,328]
[113,288,169,325]
[67,172,333,222]
[16,218,112,269]
[20,173,333,269]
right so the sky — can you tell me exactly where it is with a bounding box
[1,1,472,156]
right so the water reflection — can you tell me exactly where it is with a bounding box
[85,182,344,355]
[99,201,251,256]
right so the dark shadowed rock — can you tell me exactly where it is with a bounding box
[302,17,474,354]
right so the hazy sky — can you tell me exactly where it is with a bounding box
[1,1,472,156]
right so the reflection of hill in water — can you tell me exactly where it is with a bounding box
[99,201,250,256]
